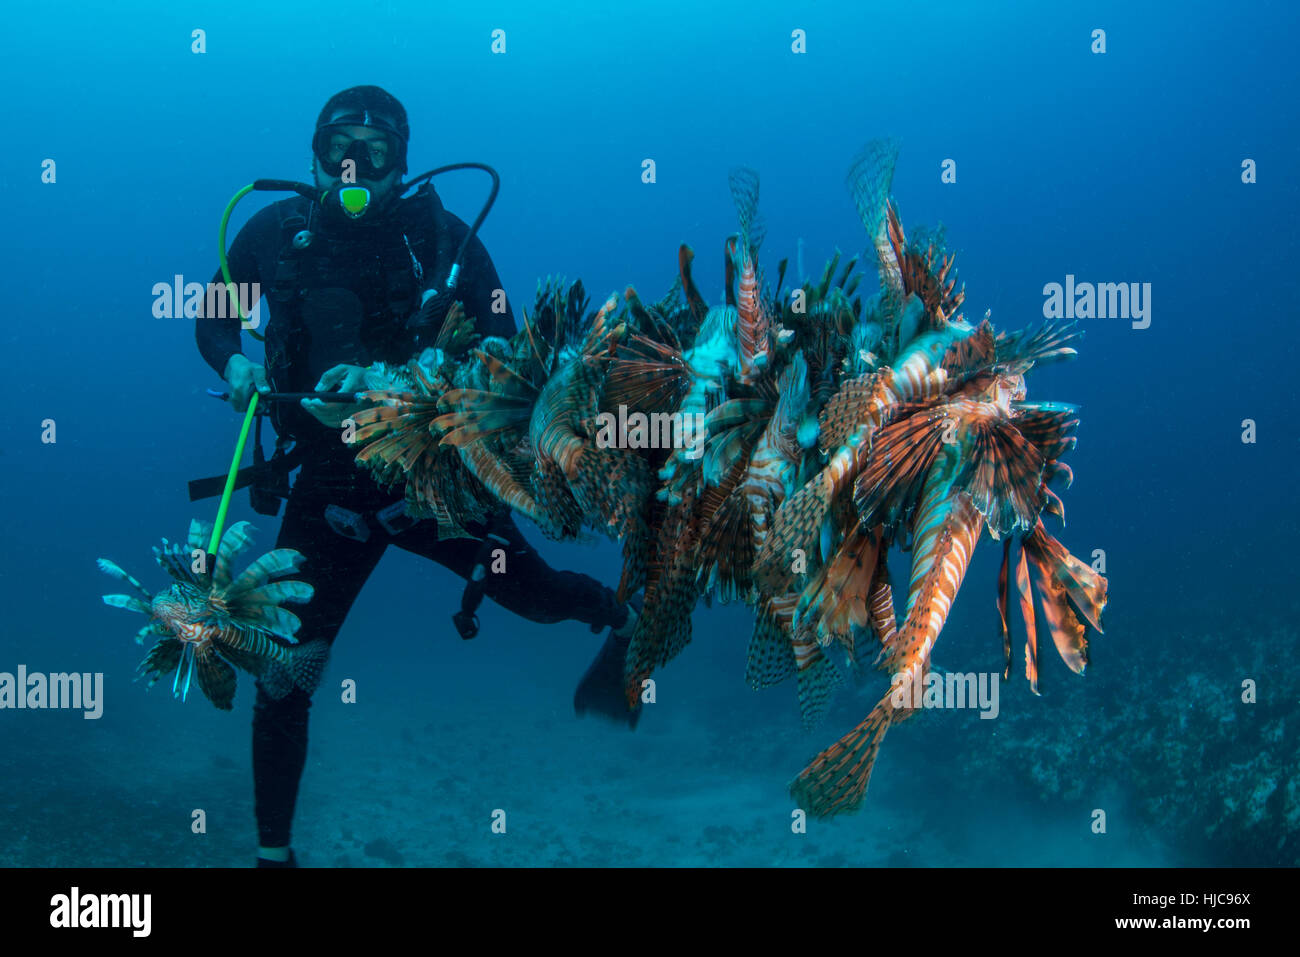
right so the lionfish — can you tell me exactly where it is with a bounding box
[99,520,326,710]
[338,139,1108,817]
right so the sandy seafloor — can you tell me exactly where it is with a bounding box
[3,543,1289,868]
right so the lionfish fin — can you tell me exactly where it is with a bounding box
[213,522,255,590]
[996,539,1012,680]
[103,594,151,615]
[792,632,843,731]
[963,416,1047,537]
[816,374,888,455]
[1011,402,1080,464]
[225,548,306,598]
[678,245,709,327]
[97,559,151,599]
[851,406,949,528]
[136,637,183,688]
[1014,544,1039,695]
[790,687,896,817]
[995,320,1082,371]
[604,334,692,415]
[194,645,237,711]
[746,595,797,689]
[1023,519,1107,641]
[693,462,756,603]
[794,523,880,656]
[434,389,534,447]
[755,475,832,590]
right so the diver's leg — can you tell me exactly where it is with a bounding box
[397,514,641,727]
[252,486,385,865]
[398,513,626,628]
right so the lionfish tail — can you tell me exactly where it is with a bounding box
[790,691,896,818]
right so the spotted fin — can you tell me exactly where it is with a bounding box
[791,688,895,817]
[195,645,238,711]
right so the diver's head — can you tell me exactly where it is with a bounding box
[311,85,409,224]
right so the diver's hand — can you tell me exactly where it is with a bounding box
[224,355,269,412]
[302,363,368,430]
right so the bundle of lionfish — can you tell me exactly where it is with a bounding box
[99,520,325,710]
[342,139,1109,817]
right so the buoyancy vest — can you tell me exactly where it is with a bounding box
[263,184,456,443]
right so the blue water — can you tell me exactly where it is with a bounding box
[2,0,1297,866]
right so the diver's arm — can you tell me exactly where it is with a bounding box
[196,222,262,378]
[198,213,277,411]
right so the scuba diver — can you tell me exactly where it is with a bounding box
[194,86,640,868]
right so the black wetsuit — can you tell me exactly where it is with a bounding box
[196,188,624,849]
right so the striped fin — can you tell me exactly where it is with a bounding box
[604,334,693,416]
[792,631,842,731]
[187,519,213,555]
[236,605,303,642]
[754,474,832,590]
[995,320,1082,371]
[1015,544,1039,694]
[225,548,305,597]
[97,559,150,599]
[152,542,196,585]
[817,373,890,453]
[103,594,151,615]
[851,405,949,529]
[692,462,756,603]
[434,389,534,447]
[235,581,314,607]
[794,522,880,655]
[728,166,766,254]
[996,539,1012,679]
[732,240,770,382]
[433,300,480,355]
[457,443,548,528]
[889,206,966,329]
[678,245,709,329]
[134,623,165,645]
[702,398,770,487]
[940,320,997,381]
[135,637,183,688]
[1012,402,1079,463]
[866,566,899,650]
[963,416,1047,537]
[845,140,901,319]
[213,522,255,590]
[1024,520,1107,634]
[1026,542,1090,675]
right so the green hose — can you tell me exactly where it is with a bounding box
[207,391,260,556]
[218,184,264,342]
